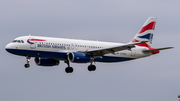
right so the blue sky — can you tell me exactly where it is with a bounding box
[0,0,179,101]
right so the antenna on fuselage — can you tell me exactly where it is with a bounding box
[29,34,31,36]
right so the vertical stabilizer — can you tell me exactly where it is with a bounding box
[131,17,156,47]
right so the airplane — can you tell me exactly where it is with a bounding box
[5,17,173,73]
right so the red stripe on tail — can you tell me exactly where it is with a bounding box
[138,22,156,34]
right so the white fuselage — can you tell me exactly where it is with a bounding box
[5,36,151,63]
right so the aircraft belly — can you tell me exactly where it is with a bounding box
[95,56,135,62]
[5,49,67,60]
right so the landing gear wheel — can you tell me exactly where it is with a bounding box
[88,65,96,71]
[65,67,73,73]
[24,64,30,68]
[25,56,30,68]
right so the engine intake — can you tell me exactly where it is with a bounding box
[34,57,59,66]
[68,52,91,63]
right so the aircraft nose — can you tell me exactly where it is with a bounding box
[5,43,13,52]
[5,43,10,49]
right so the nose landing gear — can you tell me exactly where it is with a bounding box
[24,56,30,68]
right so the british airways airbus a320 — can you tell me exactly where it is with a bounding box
[5,17,173,73]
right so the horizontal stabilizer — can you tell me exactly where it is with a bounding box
[143,47,173,53]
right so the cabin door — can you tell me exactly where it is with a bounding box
[131,48,136,57]
[29,37,36,49]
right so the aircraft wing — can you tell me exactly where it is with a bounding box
[82,41,148,56]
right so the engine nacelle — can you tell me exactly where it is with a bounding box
[68,52,91,63]
[34,57,59,66]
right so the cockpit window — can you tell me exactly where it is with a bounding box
[12,40,17,42]
[12,40,24,43]
[17,40,21,43]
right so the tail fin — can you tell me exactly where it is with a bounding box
[131,17,156,47]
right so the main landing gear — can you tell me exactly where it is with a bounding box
[64,61,73,73]
[88,65,96,71]
[64,60,96,73]
[24,56,30,68]
[88,60,96,71]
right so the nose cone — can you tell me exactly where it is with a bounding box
[5,43,13,53]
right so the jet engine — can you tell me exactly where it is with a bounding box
[34,57,59,66]
[68,52,91,63]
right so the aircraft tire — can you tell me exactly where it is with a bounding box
[24,64,30,68]
[65,67,73,73]
[88,65,96,71]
